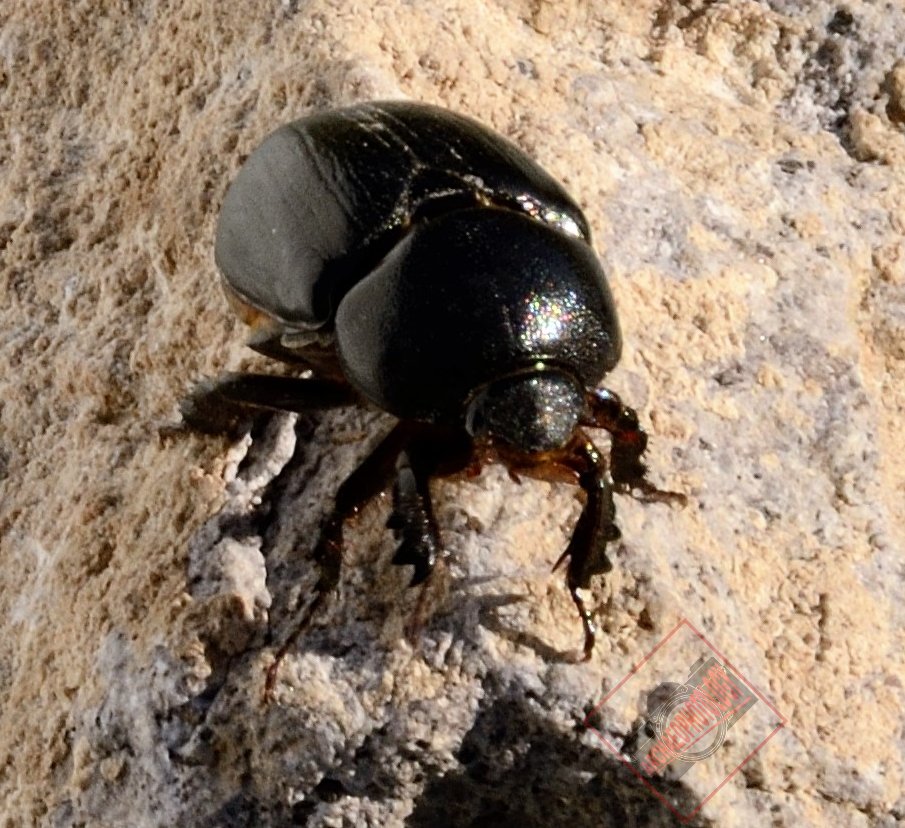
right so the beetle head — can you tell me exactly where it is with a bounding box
[465,369,585,453]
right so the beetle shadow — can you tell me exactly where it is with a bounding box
[403,687,713,828]
[270,556,589,665]
[426,581,584,664]
[193,682,713,827]
[295,680,714,827]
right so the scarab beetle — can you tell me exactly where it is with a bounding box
[184,101,682,672]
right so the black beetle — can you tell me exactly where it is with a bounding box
[184,101,682,675]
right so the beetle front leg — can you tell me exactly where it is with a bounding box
[553,436,619,660]
[386,449,444,646]
[386,431,474,642]
[387,448,442,587]
[581,389,686,506]
[265,422,412,698]
[181,372,357,435]
[385,429,475,586]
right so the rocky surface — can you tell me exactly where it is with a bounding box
[1,1,903,825]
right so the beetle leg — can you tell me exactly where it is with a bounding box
[549,434,619,660]
[581,388,686,506]
[386,430,474,585]
[384,430,475,645]
[387,449,442,587]
[181,372,357,435]
[265,422,413,699]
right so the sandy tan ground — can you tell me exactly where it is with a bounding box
[1,1,903,825]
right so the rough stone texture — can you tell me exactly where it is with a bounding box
[1,1,903,826]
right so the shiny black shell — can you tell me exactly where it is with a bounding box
[215,101,622,422]
[336,207,619,421]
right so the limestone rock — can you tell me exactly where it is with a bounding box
[1,1,902,825]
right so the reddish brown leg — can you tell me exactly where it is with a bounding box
[387,431,474,643]
[264,422,413,699]
[387,449,442,586]
[551,435,620,660]
[264,425,472,696]
[508,433,620,660]
[581,389,686,506]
